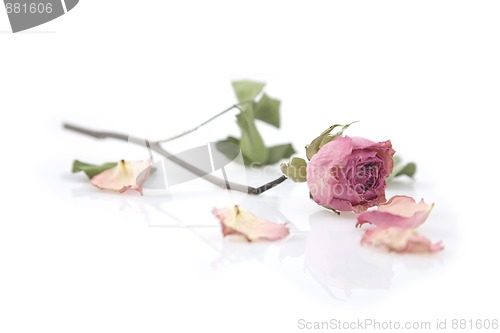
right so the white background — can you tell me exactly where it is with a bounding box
[1,1,499,332]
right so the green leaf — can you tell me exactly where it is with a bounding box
[318,121,357,149]
[387,155,417,182]
[266,143,295,165]
[395,162,417,178]
[232,80,265,103]
[72,160,117,179]
[254,93,281,128]
[215,136,241,161]
[236,110,269,164]
[280,157,307,182]
[306,125,340,160]
[216,138,294,166]
[225,80,292,166]
[305,122,357,160]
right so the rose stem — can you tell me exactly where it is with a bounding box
[63,123,287,195]
[156,101,251,143]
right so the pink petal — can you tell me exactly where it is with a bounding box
[212,206,290,242]
[90,159,151,195]
[361,227,443,254]
[351,137,395,174]
[378,195,432,217]
[356,195,434,228]
[350,136,378,149]
[306,137,353,207]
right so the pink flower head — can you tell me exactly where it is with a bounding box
[90,159,151,195]
[306,136,395,213]
[361,227,444,254]
[212,206,290,242]
[356,195,434,229]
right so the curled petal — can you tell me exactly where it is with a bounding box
[90,159,151,195]
[212,206,289,242]
[356,195,434,229]
[361,227,444,254]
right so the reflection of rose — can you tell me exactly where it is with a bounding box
[305,211,394,300]
[306,136,395,213]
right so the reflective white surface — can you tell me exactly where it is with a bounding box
[1,1,499,332]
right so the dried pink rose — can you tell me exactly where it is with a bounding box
[361,227,444,254]
[90,159,151,195]
[356,195,434,229]
[212,206,290,242]
[306,136,395,213]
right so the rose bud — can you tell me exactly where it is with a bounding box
[306,136,395,213]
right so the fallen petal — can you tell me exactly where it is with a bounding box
[356,195,433,229]
[361,227,443,254]
[90,159,151,195]
[212,206,290,242]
